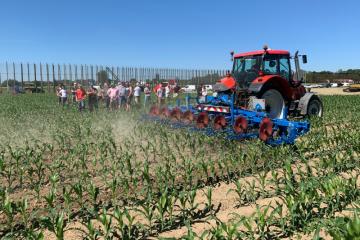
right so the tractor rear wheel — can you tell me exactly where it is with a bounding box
[260,89,285,119]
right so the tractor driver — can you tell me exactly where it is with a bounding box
[250,62,261,73]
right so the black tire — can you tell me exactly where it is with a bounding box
[307,96,323,117]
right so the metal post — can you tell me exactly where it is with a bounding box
[46,64,50,93]
[34,64,37,92]
[21,63,24,89]
[52,64,55,93]
[27,63,30,84]
[81,65,84,86]
[91,65,94,84]
[111,66,114,82]
[12,62,16,84]
[69,64,72,83]
[6,62,9,92]
[85,65,88,86]
[58,64,61,86]
[95,65,98,84]
[75,65,78,82]
[40,64,43,90]
[63,64,67,88]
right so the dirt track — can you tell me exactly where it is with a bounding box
[311,87,360,95]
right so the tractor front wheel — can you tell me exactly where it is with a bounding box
[307,96,323,117]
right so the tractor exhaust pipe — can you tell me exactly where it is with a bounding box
[294,51,301,82]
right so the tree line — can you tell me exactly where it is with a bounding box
[306,69,360,83]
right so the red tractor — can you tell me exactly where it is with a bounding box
[213,46,323,119]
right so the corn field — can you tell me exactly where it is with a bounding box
[0,94,360,239]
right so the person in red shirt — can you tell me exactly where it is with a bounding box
[75,85,87,112]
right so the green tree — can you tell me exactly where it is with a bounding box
[96,70,109,85]
[1,79,20,87]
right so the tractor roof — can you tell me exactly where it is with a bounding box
[234,50,290,58]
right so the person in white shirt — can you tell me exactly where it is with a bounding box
[143,83,151,108]
[156,85,163,105]
[59,85,68,107]
[202,85,208,96]
[165,85,170,98]
[134,83,141,105]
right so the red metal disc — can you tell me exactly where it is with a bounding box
[149,105,160,116]
[213,115,227,130]
[196,112,209,129]
[170,108,182,121]
[259,117,273,141]
[181,110,194,123]
[160,107,171,118]
[233,116,248,134]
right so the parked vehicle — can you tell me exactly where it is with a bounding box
[181,85,196,92]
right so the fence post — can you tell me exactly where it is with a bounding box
[40,63,43,91]
[52,64,55,93]
[21,63,24,89]
[46,64,50,93]
[57,64,61,87]
[91,65,94,84]
[34,64,37,92]
[27,63,30,85]
[75,65,78,83]
[63,64,67,88]
[69,64,72,84]
[81,65,84,86]
[6,62,9,92]
[12,63,16,88]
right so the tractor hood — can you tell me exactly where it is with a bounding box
[213,76,236,92]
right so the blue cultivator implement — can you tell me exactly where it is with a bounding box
[145,93,310,146]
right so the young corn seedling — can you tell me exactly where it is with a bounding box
[228,179,247,207]
[204,187,213,214]
[113,206,138,240]
[256,171,268,198]
[87,181,100,215]
[72,182,85,210]
[135,197,155,232]
[253,203,277,239]
[98,207,113,239]
[3,192,17,234]
[44,188,57,210]
[80,219,101,240]
[40,210,66,240]
[156,188,170,231]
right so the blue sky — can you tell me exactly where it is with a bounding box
[0,0,359,71]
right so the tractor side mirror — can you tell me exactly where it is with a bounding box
[302,55,307,64]
[230,51,234,61]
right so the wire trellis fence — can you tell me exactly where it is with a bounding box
[0,62,228,93]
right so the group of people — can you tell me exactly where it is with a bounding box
[106,82,145,111]
[56,81,155,112]
[56,83,95,111]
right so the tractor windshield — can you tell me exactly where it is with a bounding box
[232,55,262,89]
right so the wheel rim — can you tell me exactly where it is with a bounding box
[308,99,322,117]
[261,89,285,119]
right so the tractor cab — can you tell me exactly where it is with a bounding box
[231,49,305,89]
